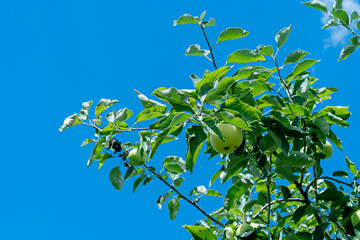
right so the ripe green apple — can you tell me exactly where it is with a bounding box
[209,123,243,154]
[224,227,235,240]
[235,223,254,236]
[128,148,147,166]
[317,140,333,159]
[351,210,360,227]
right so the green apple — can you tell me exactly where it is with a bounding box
[317,140,333,159]
[235,223,254,236]
[351,210,360,227]
[128,148,147,166]
[224,227,235,240]
[209,123,243,154]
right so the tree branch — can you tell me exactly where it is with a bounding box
[339,20,360,38]
[200,24,217,70]
[306,176,353,194]
[252,198,306,219]
[144,164,226,228]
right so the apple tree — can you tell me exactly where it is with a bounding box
[60,1,360,239]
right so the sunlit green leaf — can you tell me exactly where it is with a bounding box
[173,14,196,26]
[157,191,172,210]
[345,156,356,174]
[338,44,357,61]
[134,90,167,112]
[79,101,93,120]
[226,49,266,64]
[292,59,320,77]
[302,0,328,13]
[217,27,249,43]
[275,25,292,49]
[95,99,118,117]
[185,44,210,57]
[153,87,194,113]
[183,225,217,240]
[185,126,207,173]
[59,113,83,132]
[332,7,349,25]
[284,49,309,65]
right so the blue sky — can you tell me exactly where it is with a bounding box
[1,0,359,239]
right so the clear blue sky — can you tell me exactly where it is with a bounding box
[1,0,359,239]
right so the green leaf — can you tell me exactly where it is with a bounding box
[203,18,215,27]
[143,176,154,185]
[133,174,147,193]
[185,126,207,173]
[195,66,232,92]
[219,155,246,184]
[332,170,348,178]
[156,191,172,210]
[322,18,339,29]
[217,27,249,43]
[278,185,292,200]
[205,189,222,197]
[345,156,356,174]
[302,0,328,13]
[191,116,224,140]
[168,198,180,220]
[351,11,360,22]
[150,112,191,130]
[332,7,350,25]
[79,101,93,120]
[221,98,261,122]
[275,25,292,49]
[87,137,106,167]
[81,138,96,147]
[153,87,194,113]
[109,167,124,191]
[334,0,343,10]
[293,205,308,223]
[135,108,163,123]
[59,113,83,132]
[338,44,357,61]
[292,59,320,77]
[226,49,266,64]
[183,225,217,240]
[200,11,206,21]
[284,49,310,65]
[189,185,207,196]
[317,188,343,201]
[329,130,343,151]
[256,44,274,56]
[314,117,330,137]
[173,14,196,26]
[149,129,170,160]
[224,179,251,210]
[269,130,289,155]
[185,44,210,57]
[358,19,360,31]
[95,99,118,117]
[215,111,249,130]
[134,90,167,112]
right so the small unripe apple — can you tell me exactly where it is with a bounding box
[236,223,254,236]
[351,210,360,227]
[128,148,147,166]
[224,227,235,240]
[317,140,333,159]
[209,123,243,154]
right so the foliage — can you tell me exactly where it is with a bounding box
[60,6,360,240]
[303,0,360,60]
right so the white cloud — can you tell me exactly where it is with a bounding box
[319,0,360,48]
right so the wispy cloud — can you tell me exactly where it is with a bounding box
[320,0,360,48]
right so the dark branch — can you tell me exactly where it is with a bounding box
[200,24,217,70]
[144,164,226,228]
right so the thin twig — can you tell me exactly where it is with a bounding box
[252,198,306,219]
[143,164,226,228]
[339,20,360,38]
[306,176,353,194]
[273,57,294,104]
[200,24,217,70]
